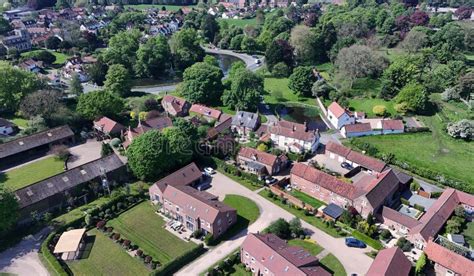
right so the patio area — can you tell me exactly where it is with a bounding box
[397,204,423,219]
[157,212,203,244]
[401,190,436,210]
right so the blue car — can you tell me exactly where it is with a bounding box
[345,237,366,248]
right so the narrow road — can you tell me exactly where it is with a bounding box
[176,172,373,276]
[83,48,262,95]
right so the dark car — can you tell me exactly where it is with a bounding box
[265,176,278,185]
[345,237,366,248]
[341,162,353,170]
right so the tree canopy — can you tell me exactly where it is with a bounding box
[222,67,264,112]
[104,64,132,97]
[180,62,223,105]
[102,29,141,69]
[288,66,317,97]
[0,188,19,234]
[134,36,171,79]
[170,28,205,71]
[76,90,124,120]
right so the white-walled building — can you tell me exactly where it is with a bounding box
[268,120,320,153]
[327,102,355,129]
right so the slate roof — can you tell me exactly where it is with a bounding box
[231,111,259,129]
[363,169,400,209]
[291,163,357,200]
[242,233,331,276]
[149,162,202,194]
[15,154,124,209]
[366,247,411,276]
[393,169,413,185]
[323,203,344,219]
[425,240,474,275]
[0,125,74,159]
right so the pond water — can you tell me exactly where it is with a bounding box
[278,105,328,132]
[212,54,242,75]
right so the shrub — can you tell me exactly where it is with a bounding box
[112,233,120,241]
[380,229,392,240]
[272,62,291,78]
[396,237,413,252]
[136,249,143,257]
[123,240,131,248]
[431,191,442,198]
[144,255,152,264]
[372,105,387,116]
[96,220,106,230]
[410,181,421,191]
[413,204,425,212]
[106,227,113,233]
[204,233,214,246]
[400,198,410,206]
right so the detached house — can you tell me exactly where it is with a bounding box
[231,111,260,138]
[268,120,320,153]
[1,29,32,52]
[327,102,355,129]
[149,163,237,238]
[241,233,331,276]
[161,95,191,117]
[93,116,124,137]
[189,104,222,121]
[237,147,288,176]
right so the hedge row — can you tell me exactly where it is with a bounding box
[39,233,70,276]
[151,244,206,276]
[348,139,473,194]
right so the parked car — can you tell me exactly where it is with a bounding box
[204,167,215,175]
[265,176,278,185]
[345,237,366,248]
[341,162,353,170]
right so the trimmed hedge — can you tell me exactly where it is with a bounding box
[352,230,383,250]
[39,233,70,276]
[151,244,206,276]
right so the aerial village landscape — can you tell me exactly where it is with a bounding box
[0,0,472,275]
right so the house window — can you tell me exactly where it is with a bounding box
[176,207,180,212]
[245,252,249,258]
[217,219,221,226]
[264,268,269,274]
[251,257,255,263]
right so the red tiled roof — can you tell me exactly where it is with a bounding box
[268,120,318,142]
[425,240,474,275]
[190,104,222,120]
[291,163,357,199]
[364,169,400,209]
[93,116,124,134]
[325,141,352,157]
[381,206,421,229]
[343,123,372,133]
[238,147,278,166]
[382,120,404,130]
[149,163,202,194]
[242,233,331,276]
[346,150,387,173]
[367,247,411,276]
[328,102,346,118]
[162,95,189,114]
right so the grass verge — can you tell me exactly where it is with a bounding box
[288,238,324,255]
[320,253,346,276]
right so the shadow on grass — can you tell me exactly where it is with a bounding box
[77,235,96,260]
[0,173,8,184]
[210,215,250,245]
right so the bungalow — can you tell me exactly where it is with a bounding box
[241,233,331,276]
[327,102,355,129]
[161,95,191,117]
[231,111,260,139]
[366,247,411,276]
[237,147,288,176]
[380,119,404,134]
[325,142,388,173]
[0,125,74,168]
[290,163,401,218]
[0,118,15,136]
[15,154,126,220]
[93,116,124,137]
[268,120,320,154]
[149,163,237,238]
[189,104,222,121]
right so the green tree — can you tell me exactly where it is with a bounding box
[181,62,223,105]
[203,55,219,67]
[170,28,205,71]
[288,66,317,97]
[289,217,304,237]
[415,252,426,275]
[380,55,424,99]
[395,83,429,114]
[76,90,124,120]
[0,188,19,234]
[69,73,83,96]
[45,36,61,50]
[104,64,132,97]
[0,61,41,112]
[266,218,291,239]
[200,14,219,42]
[290,25,318,64]
[23,50,56,64]
[19,90,62,119]
[134,36,171,79]
[401,29,429,53]
[446,217,462,233]
[265,39,294,72]
[55,0,70,9]
[85,58,108,86]
[222,69,263,112]
[0,17,12,35]
[102,29,141,69]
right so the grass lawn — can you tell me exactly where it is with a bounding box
[320,253,346,276]
[288,239,324,256]
[1,114,28,128]
[348,98,396,117]
[124,4,196,11]
[218,18,257,27]
[107,202,197,265]
[263,78,317,106]
[21,49,71,65]
[259,189,342,238]
[348,78,383,98]
[212,195,260,245]
[216,169,262,191]
[462,221,474,248]
[291,190,325,209]
[1,156,64,191]
[67,229,149,276]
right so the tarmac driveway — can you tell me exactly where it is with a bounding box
[177,172,373,276]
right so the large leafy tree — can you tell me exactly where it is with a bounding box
[180,62,223,105]
[170,28,205,71]
[85,58,108,86]
[134,36,171,79]
[200,14,219,42]
[76,90,124,120]
[0,61,41,112]
[0,17,12,35]
[69,73,83,96]
[102,29,141,69]
[104,64,132,97]
[380,55,424,99]
[395,83,429,114]
[265,39,294,72]
[0,188,19,234]
[19,90,62,119]
[288,66,317,97]
[222,68,263,112]
[290,25,318,65]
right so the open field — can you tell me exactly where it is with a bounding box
[107,202,197,264]
[124,4,196,11]
[1,156,64,191]
[218,18,257,27]
[288,239,324,256]
[67,229,150,276]
[21,49,71,65]
[320,253,346,276]
[348,98,396,117]
[263,78,317,106]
